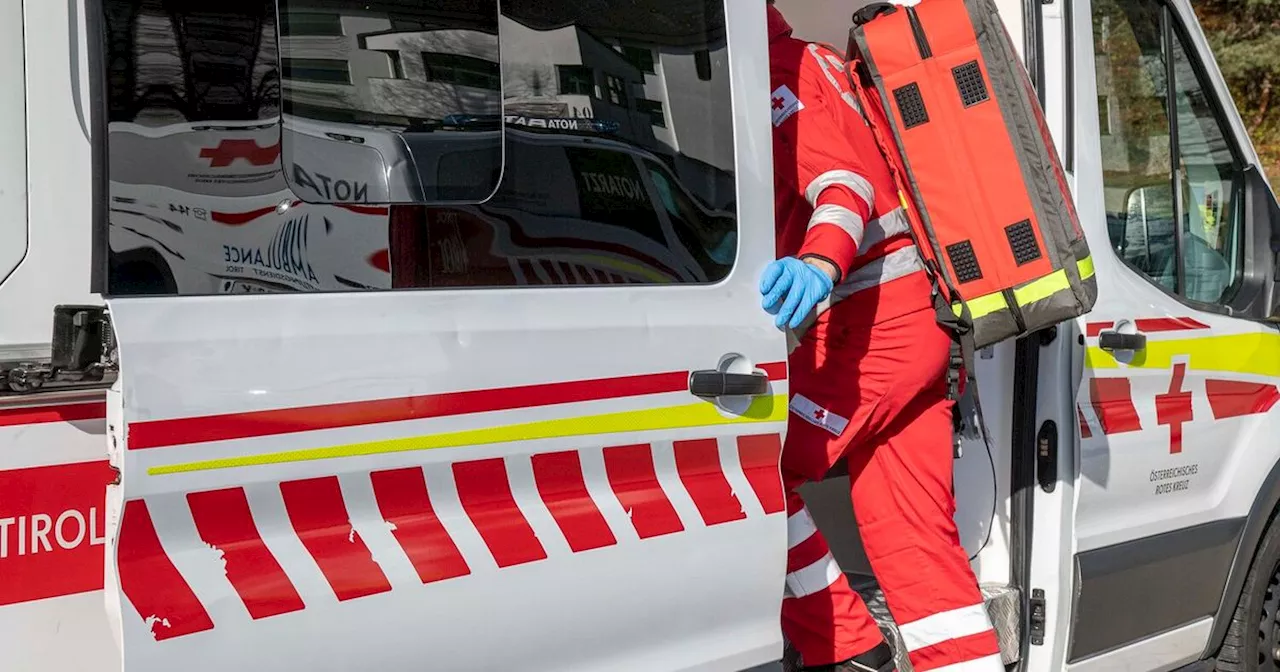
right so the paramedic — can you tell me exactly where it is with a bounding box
[762,3,1003,671]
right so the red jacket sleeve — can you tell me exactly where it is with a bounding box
[772,46,878,281]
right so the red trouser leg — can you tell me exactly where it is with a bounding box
[780,488,884,665]
[779,299,1001,670]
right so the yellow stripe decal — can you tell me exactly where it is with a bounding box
[954,256,1095,320]
[1086,332,1280,375]
[147,393,789,475]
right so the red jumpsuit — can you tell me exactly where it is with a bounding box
[768,7,1004,671]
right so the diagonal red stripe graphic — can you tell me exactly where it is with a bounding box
[736,434,786,514]
[453,459,547,567]
[604,444,684,539]
[1077,406,1093,439]
[1206,380,1280,419]
[187,488,305,620]
[531,451,616,553]
[370,467,470,584]
[1088,377,1143,435]
[674,438,746,526]
[279,477,391,602]
[128,364,788,450]
[118,500,214,640]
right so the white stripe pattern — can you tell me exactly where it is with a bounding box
[926,653,1005,672]
[861,207,913,250]
[786,506,819,549]
[784,551,843,598]
[808,203,866,244]
[807,44,864,116]
[804,169,876,210]
[834,245,925,299]
[899,602,995,652]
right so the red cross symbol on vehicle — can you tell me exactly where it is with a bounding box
[1156,362,1193,454]
[772,96,786,110]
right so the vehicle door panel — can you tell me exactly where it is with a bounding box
[99,1,788,670]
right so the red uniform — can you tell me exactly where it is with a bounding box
[768,7,1003,671]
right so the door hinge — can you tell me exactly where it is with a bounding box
[1029,588,1047,646]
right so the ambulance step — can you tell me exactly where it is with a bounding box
[847,574,1021,671]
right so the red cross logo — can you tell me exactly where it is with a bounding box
[1155,362,1193,453]
[199,139,281,168]
[772,96,786,110]
[813,408,826,421]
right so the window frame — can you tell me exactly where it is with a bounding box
[1095,0,1253,317]
[557,64,596,97]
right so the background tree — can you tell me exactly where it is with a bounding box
[1193,0,1280,175]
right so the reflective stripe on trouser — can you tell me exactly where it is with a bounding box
[780,305,1002,671]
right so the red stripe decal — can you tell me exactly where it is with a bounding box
[129,364,789,450]
[736,434,786,514]
[1206,380,1280,419]
[531,451,616,553]
[118,500,215,640]
[1077,406,1092,439]
[674,438,745,526]
[1088,378,1143,434]
[370,467,470,583]
[279,477,391,601]
[759,361,788,380]
[0,402,106,428]
[211,205,278,226]
[0,461,114,606]
[187,488,305,619]
[603,444,684,539]
[335,203,390,216]
[1085,321,1113,337]
[1135,317,1211,332]
[453,459,547,567]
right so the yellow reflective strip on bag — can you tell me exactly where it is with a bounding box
[1077,255,1095,280]
[953,290,1008,320]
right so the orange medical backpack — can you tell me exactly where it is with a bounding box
[845,0,1097,350]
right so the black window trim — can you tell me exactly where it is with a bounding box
[1100,0,1257,319]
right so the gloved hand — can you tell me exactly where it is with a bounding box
[759,257,835,330]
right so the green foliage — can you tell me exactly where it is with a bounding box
[1192,0,1280,174]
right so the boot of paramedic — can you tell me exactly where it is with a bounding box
[762,3,1003,671]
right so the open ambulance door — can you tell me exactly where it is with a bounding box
[93,1,788,670]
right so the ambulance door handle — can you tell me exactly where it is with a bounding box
[688,370,769,398]
[1098,329,1147,353]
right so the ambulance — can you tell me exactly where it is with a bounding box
[1,0,1277,670]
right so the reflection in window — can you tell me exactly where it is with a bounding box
[557,65,595,97]
[423,52,501,90]
[281,57,352,84]
[605,74,627,106]
[621,46,656,74]
[101,0,736,296]
[1093,0,1244,305]
[637,98,666,128]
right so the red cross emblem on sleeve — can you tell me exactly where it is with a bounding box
[772,96,785,110]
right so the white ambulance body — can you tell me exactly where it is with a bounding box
[1,0,1277,671]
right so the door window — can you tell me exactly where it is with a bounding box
[1093,0,1245,306]
[101,0,737,295]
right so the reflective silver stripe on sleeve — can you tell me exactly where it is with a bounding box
[808,203,866,246]
[806,44,864,116]
[833,244,925,300]
[804,170,875,210]
[783,245,924,347]
[860,206,913,251]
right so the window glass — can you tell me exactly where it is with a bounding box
[1092,0,1244,305]
[102,0,736,296]
[1169,31,1244,303]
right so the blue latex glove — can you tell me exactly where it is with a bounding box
[759,257,835,330]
